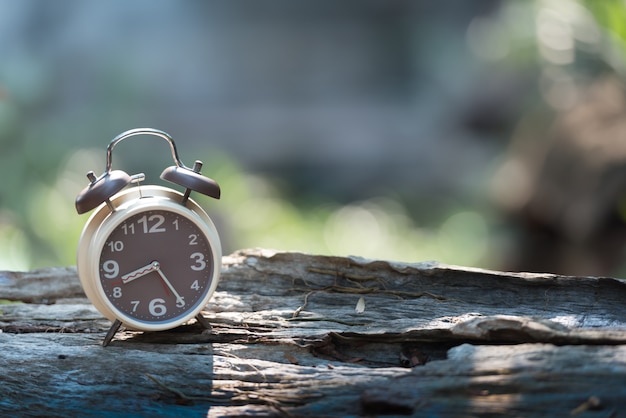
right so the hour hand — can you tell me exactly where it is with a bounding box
[121,261,158,284]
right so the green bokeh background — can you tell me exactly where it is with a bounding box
[1,0,625,276]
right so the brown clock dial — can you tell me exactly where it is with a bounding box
[98,209,215,326]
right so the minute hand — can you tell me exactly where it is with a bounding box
[154,264,185,306]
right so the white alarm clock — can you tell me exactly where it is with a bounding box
[75,128,221,345]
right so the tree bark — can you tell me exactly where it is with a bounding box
[1,249,626,416]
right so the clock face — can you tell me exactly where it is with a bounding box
[97,209,216,325]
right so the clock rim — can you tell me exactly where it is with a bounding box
[77,185,221,331]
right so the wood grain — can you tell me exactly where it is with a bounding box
[1,249,625,416]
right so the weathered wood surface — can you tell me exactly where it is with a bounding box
[2,248,626,417]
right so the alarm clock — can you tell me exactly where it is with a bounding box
[75,128,221,345]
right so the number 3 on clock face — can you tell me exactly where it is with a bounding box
[78,186,221,331]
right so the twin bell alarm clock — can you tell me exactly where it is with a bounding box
[75,128,222,345]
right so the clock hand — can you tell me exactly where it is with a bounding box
[153,262,186,307]
[121,261,158,284]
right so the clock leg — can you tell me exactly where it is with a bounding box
[103,319,123,347]
[195,313,212,330]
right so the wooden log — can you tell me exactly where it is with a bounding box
[1,248,626,416]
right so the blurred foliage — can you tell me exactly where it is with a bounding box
[0,145,497,271]
[214,155,494,266]
[584,0,626,48]
[2,0,626,273]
